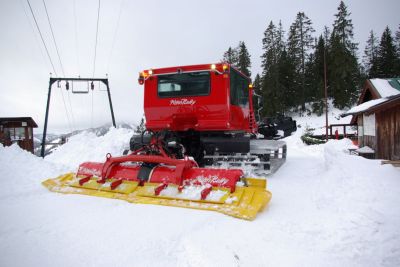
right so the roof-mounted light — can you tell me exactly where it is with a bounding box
[138,72,145,85]
[210,64,224,74]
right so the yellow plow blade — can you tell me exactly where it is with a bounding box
[42,173,272,220]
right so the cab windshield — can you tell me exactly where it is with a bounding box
[157,71,210,97]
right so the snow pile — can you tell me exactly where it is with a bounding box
[0,128,400,266]
[356,146,375,153]
[45,127,134,170]
[0,144,68,195]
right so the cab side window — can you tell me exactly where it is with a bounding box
[230,69,249,107]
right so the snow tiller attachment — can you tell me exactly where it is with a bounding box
[42,140,271,220]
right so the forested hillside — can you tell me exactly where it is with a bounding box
[222,1,400,116]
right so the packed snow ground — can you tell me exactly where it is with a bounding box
[0,127,399,267]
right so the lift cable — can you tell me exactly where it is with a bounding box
[106,0,124,74]
[42,0,76,131]
[20,0,48,70]
[41,0,74,132]
[73,0,80,76]
[26,0,73,133]
[92,0,101,78]
[91,0,101,128]
[42,0,65,76]
[71,0,80,129]
[26,0,57,76]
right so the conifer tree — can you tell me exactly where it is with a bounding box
[395,24,400,58]
[329,1,360,109]
[276,21,286,61]
[376,26,399,77]
[260,21,287,116]
[396,25,400,72]
[253,74,261,95]
[260,21,278,116]
[236,41,252,77]
[305,36,326,115]
[135,117,146,133]
[222,42,252,77]
[222,47,238,66]
[277,48,296,113]
[332,1,358,54]
[287,12,315,112]
[261,21,278,74]
[252,74,262,120]
[363,30,379,77]
[323,26,331,47]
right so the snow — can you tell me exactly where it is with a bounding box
[45,127,133,170]
[157,184,227,202]
[290,101,354,135]
[1,127,400,267]
[356,146,375,153]
[344,98,387,115]
[370,78,400,98]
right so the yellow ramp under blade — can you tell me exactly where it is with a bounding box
[42,173,272,220]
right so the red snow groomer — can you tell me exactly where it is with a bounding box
[43,63,286,220]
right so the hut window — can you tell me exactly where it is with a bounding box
[10,127,25,141]
[9,128,15,140]
[363,113,376,136]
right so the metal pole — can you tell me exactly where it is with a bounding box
[41,77,115,155]
[324,47,329,142]
[41,79,54,157]
[105,80,116,127]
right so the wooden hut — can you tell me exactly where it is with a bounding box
[0,117,38,153]
[344,78,400,160]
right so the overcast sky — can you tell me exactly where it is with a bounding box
[0,0,399,133]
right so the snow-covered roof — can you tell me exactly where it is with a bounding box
[343,78,400,118]
[370,78,400,98]
[344,98,387,115]
[343,93,400,116]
